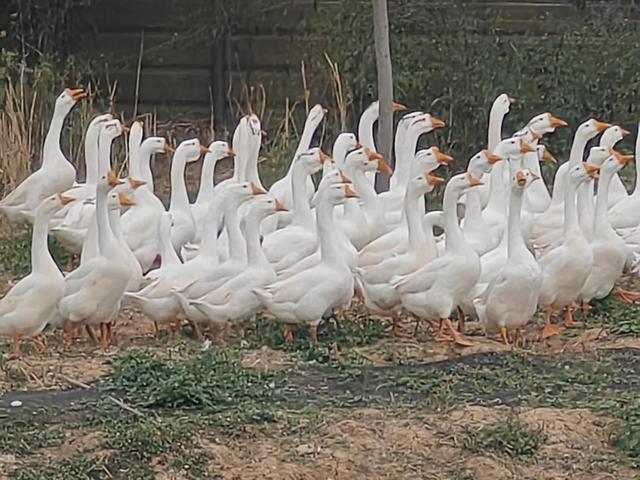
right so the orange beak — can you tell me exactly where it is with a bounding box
[344,184,359,198]
[120,124,130,134]
[620,127,632,137]
[549,114,568,128]
[319,149,333,164]
[593,120,612,132]
[426,174,445,186]
[584,163,600,178]
[200,144,211,155]
[613,150,634,167]
[251,182,268,195]
[164,141,175,153]
[467,173,484,187]
[58,193,75,205]
[520,140,536,154]
[377,158,393,176]
[507,95,517,104]
[65,88,87,101]
[321,106,329,114]
[107,170,124,187]
[433,147,452,165]
[275,199,288,212]
[364,147,384,161]
[227,148,236,157]
[128,177,147,189]
[430,117,446,129]
[516,170,527,187]
[482,149,503,165]
[392,102,408,112]
[118,192,136,207]
[340,171,352,184]
[541,147,557,164]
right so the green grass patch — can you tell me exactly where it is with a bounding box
[463,416,546,458]
[13,455,114,480]
[611,401,640,467]
[110,349,276,411]
[0,417,64,455]
[0,231,71,277]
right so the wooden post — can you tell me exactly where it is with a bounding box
[371,0,394,192]
[211,28,227,136]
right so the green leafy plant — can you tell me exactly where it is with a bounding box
[464,416,546,458]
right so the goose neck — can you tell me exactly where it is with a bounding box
[563,178,581,238]
[316,200,341,264]
[290,164,314,227]
[169,151,190,211]
[358,109,377,152]
[243,213,270,267]
[506,186,528,259]
[41,108,66,168]
[96,189,119,257]
[444,185,468,254]
[138,146,156,192]
[32,209,57,272]
[196,154,218,205]
[84,127,101,184]
[406,189,427,254]
[97,135,114,178]
[593,168,614,237]
[222,200,246,262]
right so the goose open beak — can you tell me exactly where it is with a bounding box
[107,170,124,187]
[275,199,288,212]
[58,194,75,205]
[118,192,136,207]
[128,177,147,189]
[65,88,87,101]
[164,141,175,153]
[345,184,359,198]
[430,117,446,129]
[426,174,445,186]
[549,115,568,128]
[392,102,408,112]
[467,173,484,187]
[319,149,333,164]
[613,150,634,166]
[541,148,557,164]
[594,120,612,132]
[227,148,236,157]
[483,149,503,164]
[200,144,211,155]
[434,147,453,165]
[520,140,536,154]
[251,182,267,195]
[340,172,352,184]
[516,170,527,187]
[584,163,600,178]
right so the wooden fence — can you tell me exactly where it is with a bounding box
[72,0,640,125]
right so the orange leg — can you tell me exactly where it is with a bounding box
[433,319,453,342]
[106,323,113,346]
[500,327,510,346]
[614,287,640,304]
[85,325,98,344]
[443,318,474,347]
[99,323,110,351]
[541,306,564,339]
[564,303,582,328]
[309,324,319,343]
[64,322,74,350]
[11,335,22,357]
[581,301,592,317]
[391,314,410,338]
[212,324,224,344]
[171,318,182,335]
[283,325,294,343]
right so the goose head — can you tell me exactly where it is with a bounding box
[602,149,634,174]
[320,182,359,206]
[364,100,408,119]
[207,141,235,161]
[38,193,75,216]
[55,88,86,115]
[567,162,600,187]
[406,113,446,134]
[344,148,392,175]
[494,136,535,161]
[101,119,127,143]
[525,112,568,136]
[333,133,360,155]
[140,137,174,156]
[575,119,612,141]
[246,113,262,137]
[513,169,540,189]
[88,113,113,130]
[466,149,504,179]
[408,171,445,197]
[586,146,612,166]
[414,146,452,173]
[448,172,484,199]
[536,145,557,165]
[247,195,289,222]
[175,138,210,163]
[222,181,267,207]
[306,104,328,130]
[294,147,332,175]
[97,170,125,195]
[600,125,632,149]
[493,93,515,116]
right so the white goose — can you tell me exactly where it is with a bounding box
[608,124,640,229]
[168,139,209,254]
[475,169,542,345]
[57,171,132,350]
[0,193,74,355]
[185,196,287,342]
[392,173,483,347]
[537,162,599,338]
[356,172,444,335]
[0,88,85,222]
[254,182,357,342]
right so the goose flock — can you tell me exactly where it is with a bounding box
[1,88,639,355]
